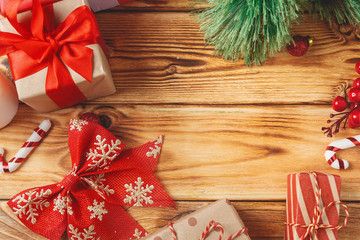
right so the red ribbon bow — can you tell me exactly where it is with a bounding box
[0,0,100,108]
[8,119,174,240]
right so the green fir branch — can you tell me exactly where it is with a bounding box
[196,0,300,66]
[195,0,360,66]
[302,0,360,26]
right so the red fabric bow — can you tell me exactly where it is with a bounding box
[0,0,100,108]
[8,119,174,240]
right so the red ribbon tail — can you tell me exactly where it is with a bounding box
[46,55,87,108]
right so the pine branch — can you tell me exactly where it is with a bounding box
[195,0,301,66]
[303,0,360,26]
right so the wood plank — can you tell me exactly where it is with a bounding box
[0,200,357,240]
[113,0,207,11]
[92,12,360,105]
[1,104,360,201]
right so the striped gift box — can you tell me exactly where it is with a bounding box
[285,172,341,240]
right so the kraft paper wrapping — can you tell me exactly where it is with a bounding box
[142,199,251,240]
[0,0,115,112]
[0,0,61,15]
[285,172,341,240]
[0,0,134,14]
[89,0,135,12]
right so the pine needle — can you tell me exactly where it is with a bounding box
[196,0,300,65]
[302,0,360,26]
[195,0,360,66]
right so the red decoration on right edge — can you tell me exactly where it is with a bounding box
[322,61,360,137]
[286,36,313,57]
[356,61,360,74]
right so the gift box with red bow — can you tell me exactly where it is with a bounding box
[285,172,349,240]
[142,199,251,240]
[0,0,134,14]
[0,0,115,112]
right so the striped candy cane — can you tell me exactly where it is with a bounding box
[325,135,360,170]
[0,120,51,173]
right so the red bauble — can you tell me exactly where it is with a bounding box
[287,36,313,57]
[348,88,360,102]
[332,96,348,112]
[356,61,360,75]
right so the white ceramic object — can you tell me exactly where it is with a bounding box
[0,72,18,128]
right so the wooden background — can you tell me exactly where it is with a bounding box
[0,0,360,239]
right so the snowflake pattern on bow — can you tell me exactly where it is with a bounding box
[129,228,147,240]
[86,135,122,171]
[84,173,115,199]
[8,118,174,240]
[11,188,52,224]
[68,224,100,240]
[88,200,108,221]
[70,119,88,132]
[124,177,154,206]
[53,194,73,215]
[146,135,163,158]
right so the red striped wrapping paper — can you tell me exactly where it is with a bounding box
[285,172,341,240]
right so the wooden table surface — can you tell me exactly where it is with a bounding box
[1,1,360,239]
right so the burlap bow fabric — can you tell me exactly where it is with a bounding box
[7,118,174,240]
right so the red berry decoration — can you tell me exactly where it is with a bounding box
[287,36,313,57]
[356,61,360,75]
[347,88,360,102]
[353,78,360,88]
[332,96,348,112]
[348,119,358,129]
[323,61,360,137]
[349,109,360,125]
[351,102,360,109]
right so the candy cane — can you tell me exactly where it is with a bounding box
[0,120,51,173]
[324,135,360,170]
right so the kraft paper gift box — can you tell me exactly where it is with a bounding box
[0,0,134,14]
[0,0,115,112]
[285,172,344,240]
[142,199,251,240]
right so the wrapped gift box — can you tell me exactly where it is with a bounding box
[285,172,342,240]
[0,0,115,112]
[0,0,134,14]
[142,199,251,240]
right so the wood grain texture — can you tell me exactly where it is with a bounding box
[90,12,360,105]
[2,1,360,239]
[1,105,360,201]
[114,0,207,11]
[0,200,358,240]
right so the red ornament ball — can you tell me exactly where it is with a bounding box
[348,88,360,102]
[287,36,312,57]
[332,96,348,112]
[356,61,360,75]
[79,112,100,124]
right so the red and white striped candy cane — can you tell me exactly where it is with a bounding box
[325,135,360,170]
[0,120,51,173]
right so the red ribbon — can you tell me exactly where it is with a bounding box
[8,118,174,240]
[0,0,100,108]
